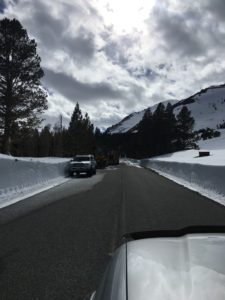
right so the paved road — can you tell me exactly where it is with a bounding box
[1,164,225,299]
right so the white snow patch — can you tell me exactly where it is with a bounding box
[0,154,70,164]
[121,158,142,168]
[0,154,70,209]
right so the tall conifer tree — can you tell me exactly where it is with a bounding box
[0,18,47,153]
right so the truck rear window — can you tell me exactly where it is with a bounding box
[73,157,90,161]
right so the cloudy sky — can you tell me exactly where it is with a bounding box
[1,0,225,129]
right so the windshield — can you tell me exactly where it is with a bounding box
[73,157,90,162]
[1,2,225,300]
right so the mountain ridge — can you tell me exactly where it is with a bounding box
[106,84,225,134]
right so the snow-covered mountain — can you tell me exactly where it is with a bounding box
[106,100,178,134]
[173,84,225,130]
[106,84,225,134]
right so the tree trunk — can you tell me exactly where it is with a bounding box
[2,101,12,154]
[2,135,11,154]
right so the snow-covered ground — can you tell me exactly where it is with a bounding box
[0,154,71,209]
[121,158,142,168]
[0,154,69,164]
[140,130,225,206]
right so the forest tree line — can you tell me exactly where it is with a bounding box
[5,103,98,157]
[97,102,197,159]
[3,101,198,159]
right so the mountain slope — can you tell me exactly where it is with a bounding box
[106,100,178,134]
[174,84,225,130]
[106,84,225,134]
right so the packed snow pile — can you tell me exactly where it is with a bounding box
[0,154,70,208]
[141,130,225,205]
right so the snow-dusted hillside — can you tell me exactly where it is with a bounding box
[107,109,146,134]
[107,84,225,134]
[174,84,225,130]
[106,100,178,134]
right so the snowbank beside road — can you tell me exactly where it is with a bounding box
[0,155,70,208]
[141,160,225,205]
[140,131,225,205]
[0,154,69,164]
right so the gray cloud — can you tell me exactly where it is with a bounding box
[66,28,95,60]
[151,5,205,58]
[21,0,97,63]
[102,34,136,65]
[0,0,6,13]
[43,68,125,103]
[3,0,225,129]
[204,0,225,20]
[92,114,122,131]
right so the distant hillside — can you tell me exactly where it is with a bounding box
[106,84,225,134]
[106,100,178,134]
[174,84,225,130]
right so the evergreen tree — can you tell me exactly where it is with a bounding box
[0,18,47,154]
[68,102,83,156]
[176,106,195,150]
[17,128,38,156]
[152,102,167,155]
[81,112,94,153]
[138,108,154,156]
[53,117,63,157]
[60,128,68,157]
[39,125,53,156]
[94,127,101,139]
[67,103,95,155]
[164,103,177,152]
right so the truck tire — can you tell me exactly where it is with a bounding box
[87,170,92,177]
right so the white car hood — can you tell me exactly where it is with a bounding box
[70,161,90,164]
[127,234,225,300]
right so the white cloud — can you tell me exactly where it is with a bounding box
[1,0,225,128]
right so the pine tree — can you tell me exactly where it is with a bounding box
[39,125,53,156]
[164,103,177,152]
[176,106,196,150]
[0,18,47,154]
[53,115,63,157]
[15,128,39,156]
[68,103,83,156]
[152,102,167,155]
[138,108,154,156]
[81,112,94,153]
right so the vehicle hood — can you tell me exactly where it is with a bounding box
[70,161,90,164]
[127,234,225,300]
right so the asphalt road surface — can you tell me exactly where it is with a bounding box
[1,164,225,300]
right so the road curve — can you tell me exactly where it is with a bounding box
[1,164,225,299]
